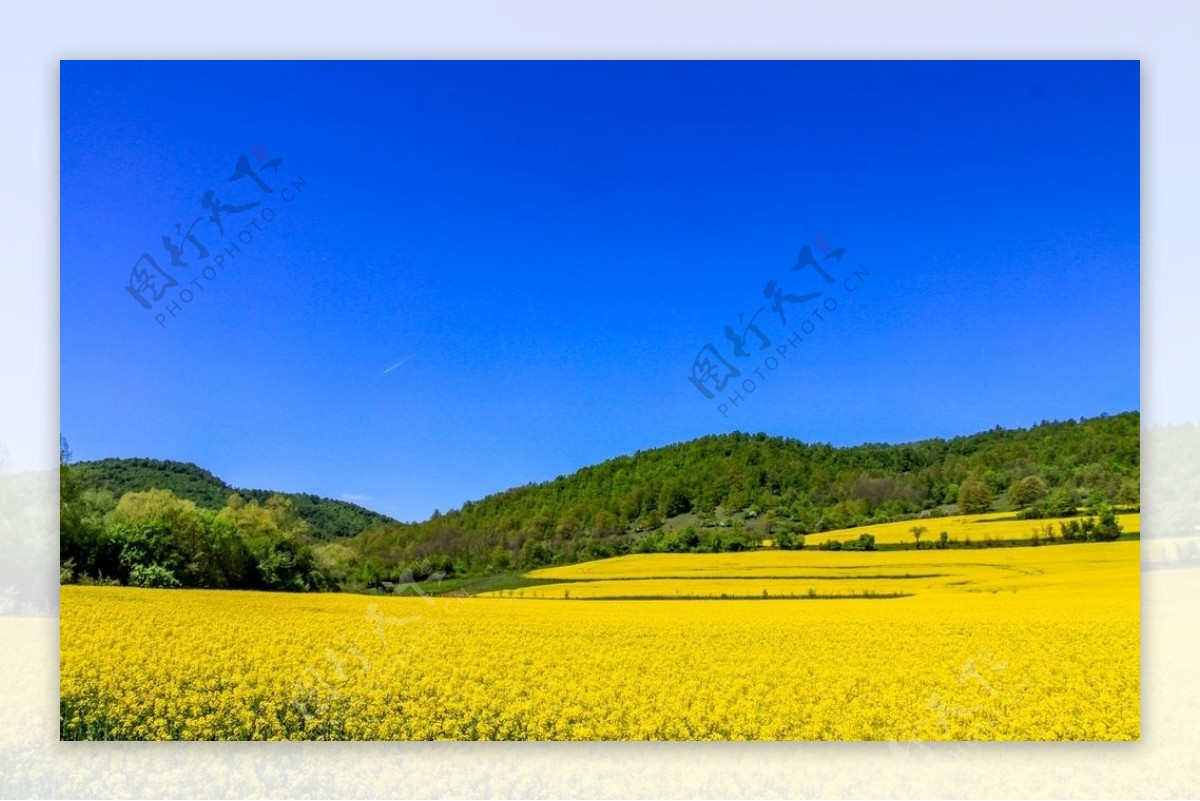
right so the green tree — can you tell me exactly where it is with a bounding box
[202,514,252,588]
[312,541,359,588]
[910,525,926,549]
[1046,486,1079,517]
[217,493,320,591]
[519,538,553,569]
[1008,475,1049,508]
[59,437,82,546]
[680,525,700,551]
[106,489,211,586]
[660,483,693,518]
[1093,502,1123,541]
[957,479,994,514]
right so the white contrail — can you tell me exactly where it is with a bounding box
[384,354,415,373]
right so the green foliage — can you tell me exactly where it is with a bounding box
[817,532,876,551]
[60,487,326,592]
[1092,502,1123,541]
[70,458,395,540]
[957,479,994,514]
[1020,485,1081,519]
[380,412,1136,576]
[1056,507,1122,543]
[1008,475,1049,508]
[61,412,1139,589]
[127,563,181,589]
[775,529,801,550]
[60,437,83,545]
[843,533,877,551]
[519,539,553,570]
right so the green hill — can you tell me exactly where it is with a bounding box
[71,458,396,540]
[61,412,1140,591]
[340,412,1139,583]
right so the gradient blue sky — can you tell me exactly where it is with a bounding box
[60,60,1139,522]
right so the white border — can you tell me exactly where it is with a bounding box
[3,1,1194,797]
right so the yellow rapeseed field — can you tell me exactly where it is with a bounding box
[802,511,1140,546]
[60,541,1138,741]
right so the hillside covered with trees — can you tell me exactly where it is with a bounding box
[70,457,397,539]
[60,412,1140,592]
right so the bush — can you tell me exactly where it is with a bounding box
[842,533,876,552]
[1093,504,1123,541]
[128,563,181,589]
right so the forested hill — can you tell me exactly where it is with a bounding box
[341,411,1139,580]
[62,412,1139,591]
[71,458,396,540]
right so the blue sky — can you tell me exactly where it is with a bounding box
[60,60,1140,522]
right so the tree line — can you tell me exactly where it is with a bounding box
[69,456,395,540]
[333,412,1139,584]
[61,450,328,590]
[60,412,1139,591]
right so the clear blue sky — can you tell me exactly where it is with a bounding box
[60,60,1139,523]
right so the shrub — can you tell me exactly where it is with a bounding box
[128,563,181,589]
[842,533,876,552]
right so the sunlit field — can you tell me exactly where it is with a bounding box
[498,541,1136,600]
[60,540,1138,741]
[801,511,1140,546]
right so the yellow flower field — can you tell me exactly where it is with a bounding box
[802,511,1140,546]
[60,541,1139,741]
[518,540,1139,601]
